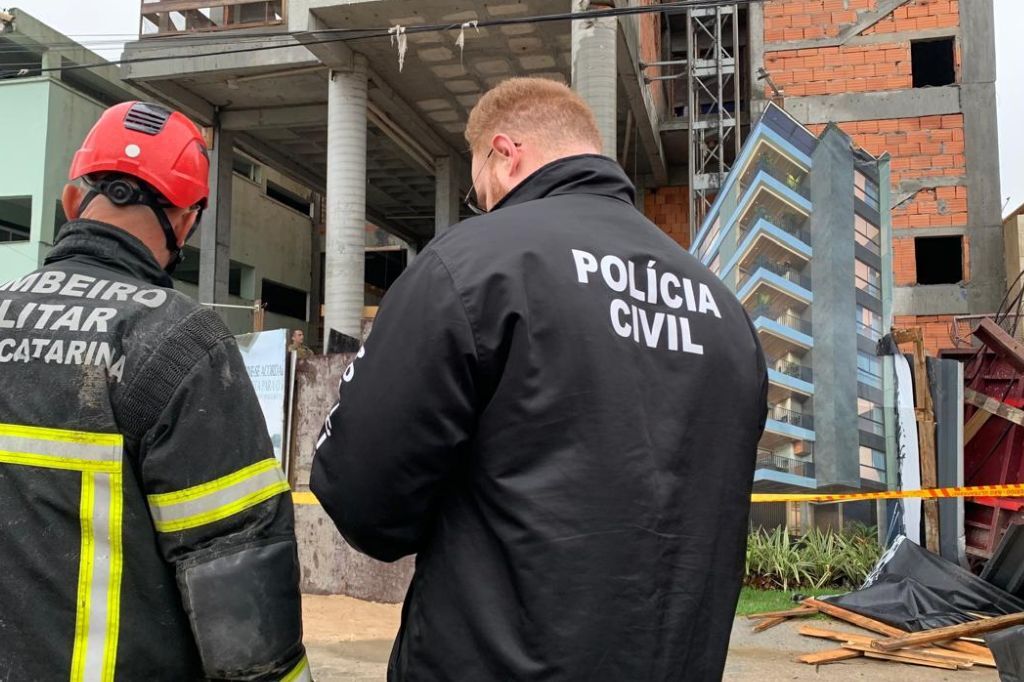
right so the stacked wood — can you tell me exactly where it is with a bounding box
[747,597,1010,671]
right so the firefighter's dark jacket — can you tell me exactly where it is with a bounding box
[311,155,769,681]
[0,221,308,681]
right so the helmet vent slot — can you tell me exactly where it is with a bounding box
[124,102,172,136]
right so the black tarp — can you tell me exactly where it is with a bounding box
[987,626,1024,682]
[823,535,1024,631]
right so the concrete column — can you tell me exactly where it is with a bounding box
[434,156,461,235]
[199,125,234,305]
[571,0,617,158]
[810,126,859,489]
[325,55,368,342]
[309,192,325,351]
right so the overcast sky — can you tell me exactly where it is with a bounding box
[8,0,1024,216]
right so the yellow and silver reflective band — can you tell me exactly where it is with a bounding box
[147,458,290,533]
[70,472,124,682]
[0,424,124,682]
[0,423,121,473]
[281,655,312,682]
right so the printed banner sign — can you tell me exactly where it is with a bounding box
[237,328,288,465]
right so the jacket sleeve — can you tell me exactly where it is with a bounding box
[310,249,479,563]
[130,316,307,681]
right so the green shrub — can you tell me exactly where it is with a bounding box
[744,525,883,591]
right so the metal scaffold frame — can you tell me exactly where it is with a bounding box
[687,4,742,239]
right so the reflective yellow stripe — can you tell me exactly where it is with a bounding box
[0,451,120,473]
[70,474,96,682]
[0,424,123,682]
[148,459,290,533]
[0,423,122,447]
[102,473,123,682]
[281,656,311,682]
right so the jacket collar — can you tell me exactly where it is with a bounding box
[492,154,637,212]
[45,220,174,288]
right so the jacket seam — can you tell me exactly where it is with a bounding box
[424,249,484,368]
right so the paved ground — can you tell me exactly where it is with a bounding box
[302,595,999,681]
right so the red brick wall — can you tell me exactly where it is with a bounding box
[763,0,959,96]
[645,186,690,249]
[894,314,957,356]
[637,0,666,116]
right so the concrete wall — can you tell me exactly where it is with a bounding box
[1005,214,1024,300]
[176,160,315,337]
[0,78,56,276]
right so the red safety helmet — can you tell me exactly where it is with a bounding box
[69,101,210,209]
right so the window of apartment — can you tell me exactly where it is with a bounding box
[912,37,956,89]
[854,214,881,256]
[857,351,882,387]
[857,304,883,341]
[859,446,887,484]
[266,180,312,216]
[858,398,884,436]
[854,172,880,211]
[233,154,260,183]
[855,259,881,298]
[698,217,721,261]
[0,196,32,243]
[915,235,963,285]
[261,279,307,320]
[709,254,721,276]
[173,246,253,298]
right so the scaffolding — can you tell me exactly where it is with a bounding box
[686,4,742,239]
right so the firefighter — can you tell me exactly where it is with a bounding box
[0,102,308,680]
[311,78,768,681]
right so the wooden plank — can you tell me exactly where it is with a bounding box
[965,408,994,444]
[862,650,960,670]
[944,640,994,658]
[796,648,863,665]
[747,606,817,620]
[872,612,1024,652]
[752,616,788,633]
[798,625,996,667]
[975,318,1024,371]
[965,388,1024,428]
[803,599,905,636]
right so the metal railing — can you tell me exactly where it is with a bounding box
[857,320,882,341]
[739,211,812,248]
[739,259,811,291]
[140,0,285,36]
[768,405,814,430]
[757,449,815,478]
[0,224,29,243]
[855,274,881,299]
[751,306,813,336]
[858,414,885,436]
[768,356,813,383]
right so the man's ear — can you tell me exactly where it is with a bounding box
[173,209,200,248]
[61,184,86,221]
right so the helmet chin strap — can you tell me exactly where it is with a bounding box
[80,178,198,275]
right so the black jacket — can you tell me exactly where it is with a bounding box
[0,221,307,681]
[311,155,768,681]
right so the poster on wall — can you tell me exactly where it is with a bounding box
[236,328,289,467]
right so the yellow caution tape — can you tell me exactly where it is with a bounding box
[751,483,1024,503]
[293,484,1024,507]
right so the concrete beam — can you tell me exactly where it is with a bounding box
[293,10,356,71]
[129,79,217,126]
[121,35,318,82]
[893,175,967,208]
[894,284,970,316]
[767,26,957,53]
[235,133,327,195]
[616,13,668,186]
[748,0,768,120]
[784,87,961,125]
[221,104,328,131]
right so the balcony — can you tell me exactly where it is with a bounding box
[769,404,814,430]
[752,307,814,358]
[738,261,812,314]
[762,404,815,449]
[739,258,811,291]
[739,143,811,201]
[767,355,814,403]
[857,320,882,342]
[140,0,286,36]
[757,449,816,478]
[768,356,813,383]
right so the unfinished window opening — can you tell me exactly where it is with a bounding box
[0,196,31,243]
[262,279,307,320]
[915,235,963,285]
[912,37,956,88]
[266,180,311,216]
[233,154,260,183]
